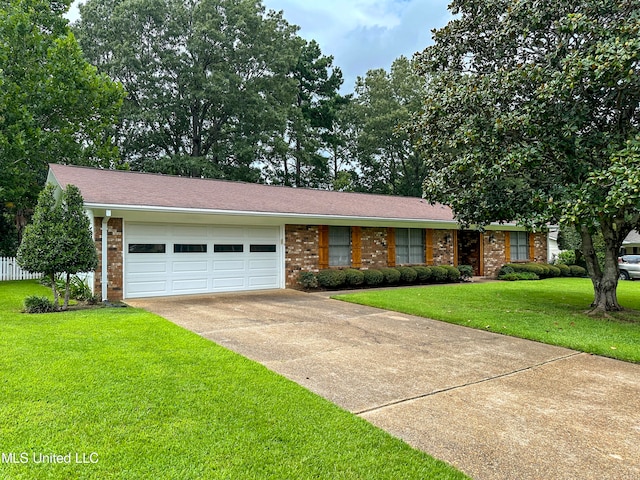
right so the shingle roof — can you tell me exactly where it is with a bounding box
[48,164,455,222]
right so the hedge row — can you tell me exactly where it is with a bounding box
[298,265,473,290]
[498,263,587,281]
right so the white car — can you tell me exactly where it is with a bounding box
[618,255,640,280]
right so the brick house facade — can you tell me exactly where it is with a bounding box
[48,164,549,300]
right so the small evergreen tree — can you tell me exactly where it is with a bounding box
[59,185,98,309]
[17,184,97,310]
[17,184,65,308]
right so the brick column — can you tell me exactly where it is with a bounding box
[94,217,124,300]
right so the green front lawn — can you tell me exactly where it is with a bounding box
[334,278,640,363]
[0,280,467,479]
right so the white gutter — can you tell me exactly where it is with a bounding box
[101,210,111,301]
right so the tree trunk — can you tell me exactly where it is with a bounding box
[49,272,60,310]
[580,224,625,313]
[63,272,70,311]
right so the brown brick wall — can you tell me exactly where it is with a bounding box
[483,231,507,278]
[94,217,124,300]
[361,227,388,268]
[533,232,548,263]
[482,231,549,278]
[285,225,320,288]
[432,229,455,265]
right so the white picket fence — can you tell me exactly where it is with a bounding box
[0,257,42,281]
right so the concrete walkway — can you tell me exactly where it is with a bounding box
[127,290,640,480]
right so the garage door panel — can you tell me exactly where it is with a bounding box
[125,223,280,298]
[213,260,245,271]
[249,275,278,287]
[172,261,208,273]
[213,277,245,289]
[172,278,208,292]
[249,258,278,270]
[127,280,168,296]
[127,261,167,274]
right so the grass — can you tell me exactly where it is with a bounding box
[334,278,640,364]
[0,280,468,480]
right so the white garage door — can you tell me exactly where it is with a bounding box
[125,223,281,298]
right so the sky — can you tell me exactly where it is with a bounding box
[66,0,453,92]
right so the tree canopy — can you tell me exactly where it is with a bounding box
[75,0,305,182]
[17,183,97,309]
[0,0,124,253]
[414,0,640,311]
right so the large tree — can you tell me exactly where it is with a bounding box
[0,0,124,251]
[75,0,301,181]
[264,40,345,188]
[414,0,640,312]
[352,57,428,197]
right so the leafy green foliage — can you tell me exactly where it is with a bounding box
[349,57,427,196]
[75,0,302,183]
[316,269,347,288]
[456,265,474,281]
[442,265,461,282]
[414,0,640,310]
[363,268,384,286]
[380,267,401,284]
[17,184,97,309]
[297,271,318,289]
[396,266,418,283]
[343,268,365,287]
[23,295,57,313]
[16,185,65,306]
[413,266,433,283]
[0,0,124,248]
[429,266,448,283]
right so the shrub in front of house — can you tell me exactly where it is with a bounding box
[501,263,563,279]
[396,266,418,283]
[556,263,571,277]
[456,264,474,281]
[344,268,365,287]
[363,269,384,286]
[500,272,540,281]
[24,295,57,313]
[316,269,347,288]
[298,271,318,289]
[442,265,461,282]
[380,267,401,284]
[430,266,449,283]
[413,266,432,283]
[569,265,587,277]
[546,264,561,277]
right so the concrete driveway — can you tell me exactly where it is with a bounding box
[127,289,640,480]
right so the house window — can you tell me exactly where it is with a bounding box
[329,226,351,267]
[174,244,207,253]
[510,231,529,261]
[396,228,425,264]
[128,244,166,254]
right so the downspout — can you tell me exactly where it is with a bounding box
[101,210,111,301]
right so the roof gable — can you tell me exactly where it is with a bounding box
[48,164,455,222]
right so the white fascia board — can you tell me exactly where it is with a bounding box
[83,203,462,228]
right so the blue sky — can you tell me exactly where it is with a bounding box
[67,0,453,92]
